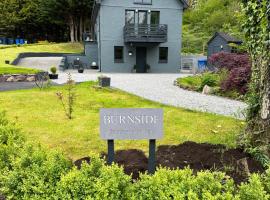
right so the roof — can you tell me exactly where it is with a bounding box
[94,0,189,9]
[208,32,243,44]
[179,0,189,9]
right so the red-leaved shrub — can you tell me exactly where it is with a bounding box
[208,52,251,95]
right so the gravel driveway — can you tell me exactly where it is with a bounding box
[53,72,247,119]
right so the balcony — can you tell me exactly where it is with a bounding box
[124,24,168,43]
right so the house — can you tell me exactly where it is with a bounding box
[207,32,243,58]
[87,0,188,73]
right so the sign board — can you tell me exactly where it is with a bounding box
[100,108,163,140]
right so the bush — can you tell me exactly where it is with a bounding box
[0,112,270,199]
[56,156,131,200]
[208,52,252,95]
[50,66,57,74]
[199,73,219,91]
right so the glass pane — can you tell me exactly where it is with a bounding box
[151,11,160,24]
[114,47,123,60]
[126,10,135,24]
[138,11,147,24]
[159,47,168,61]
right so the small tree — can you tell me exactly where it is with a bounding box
[56,73,76,119]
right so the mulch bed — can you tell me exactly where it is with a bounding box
[74,141,264,184]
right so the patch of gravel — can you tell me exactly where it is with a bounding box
[53,72,247,119]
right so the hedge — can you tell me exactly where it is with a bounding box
[0,112,269,200]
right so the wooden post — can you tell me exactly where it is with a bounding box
[107,140,114,165]
[148,139,156,174]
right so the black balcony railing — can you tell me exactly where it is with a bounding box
[124,24,168,43]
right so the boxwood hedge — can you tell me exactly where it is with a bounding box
[0,112,269,200]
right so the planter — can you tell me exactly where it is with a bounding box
[91,65,99,70]
[5,60,10,64]
[98,77,111,87]
[49,74,58,80]
[78,69,84,73]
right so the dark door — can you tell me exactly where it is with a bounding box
[136,47,147,73]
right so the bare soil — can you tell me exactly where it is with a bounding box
[74,142,264,184]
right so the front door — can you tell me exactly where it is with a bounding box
[136,47,147,73]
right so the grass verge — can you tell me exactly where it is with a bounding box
[0,81,243,159]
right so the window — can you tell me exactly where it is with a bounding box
[159,47,168,63]
[114,46,124,63]
[134,0,152,5]
[151,11,160,24]
[138,11,148,25]
[125,10,135,24]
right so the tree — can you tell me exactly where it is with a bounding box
[241,0,270,162]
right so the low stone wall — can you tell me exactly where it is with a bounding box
[0,74,36,82]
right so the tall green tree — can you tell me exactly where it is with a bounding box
[182,0,243,54]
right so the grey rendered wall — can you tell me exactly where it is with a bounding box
[98,0,184,73]
[85,42,99,65]
[207,36,231,58]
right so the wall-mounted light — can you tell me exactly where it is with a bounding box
[76,57,80,61]
[128,51,133,56]
[148,10,151,13]
[135,9,138,13]
[220,45,224,50]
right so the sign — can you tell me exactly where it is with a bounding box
[100,108,163,140]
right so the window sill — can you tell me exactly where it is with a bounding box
[114,60,124,63]
[159,60,168,64]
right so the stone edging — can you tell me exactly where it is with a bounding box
[0,74,36,82]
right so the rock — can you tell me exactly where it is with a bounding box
[202,85,214,95]
[0,76,7,82]
[6,76,15,82]
[26,76,36,82]
[14,75,26,82]
[236,157,250,177]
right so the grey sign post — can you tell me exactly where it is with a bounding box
[100,108,163,174]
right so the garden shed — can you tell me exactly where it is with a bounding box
[207,32,242,58]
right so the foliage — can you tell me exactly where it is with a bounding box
[177,72,220,92]
[0,82,242,159]
[0,114,269,199]
[182,0,244,54]
[0,0,94,42]
[208,52,252,94]
[50,66,57,74]
[56,74,76,119]
[241,0,270,158]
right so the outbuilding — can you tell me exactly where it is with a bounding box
[207,32,242,58]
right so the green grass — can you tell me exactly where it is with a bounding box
[0,43,83,75]
[0,82,243,160]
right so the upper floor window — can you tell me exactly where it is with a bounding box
[134,0,152,5]
[126,10,135,24]
[150,11,160,24]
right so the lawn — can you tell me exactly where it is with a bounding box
[0,43,83,75]
[0,82,243,160]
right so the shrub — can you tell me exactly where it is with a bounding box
[0,146,72,199]
[199,73,219,91]
[208,52,252,94]
[56,156,131,200]
[50,66,57,74]
[0,112,25,169]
